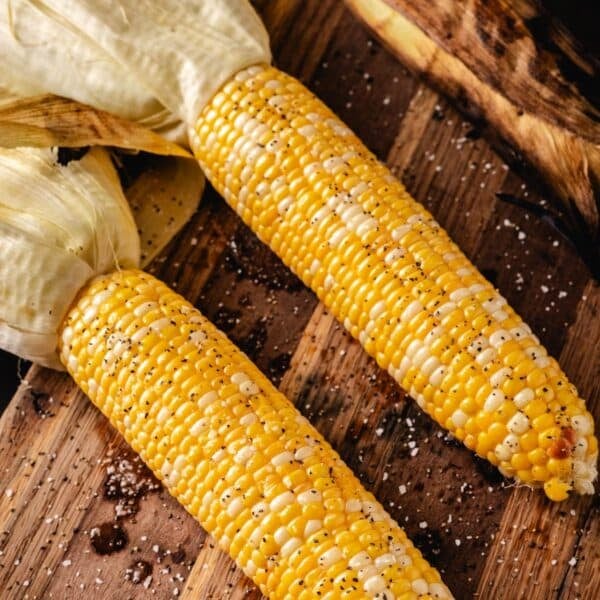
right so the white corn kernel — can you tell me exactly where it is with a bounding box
[294,446,314,461]
[571,415,593,436]
[412,579,429,595]
[429,366,447,387]
[319,547,343,568]
[270,491,295,512]
[280,537,302,558]
[227,497,244,518]
[421,356,441,377]
[240,413,257,427]
[401,300,423,323]
[297,489,322,504]
[274,526,290,546]
[198,391,218,409]
[363,575,386,594]
[484,390,505,413]
[156,406,170,425]
[490,367,512,388]
[369,300,386,320]
[451,409,468,428]
[384,248,404,264]
[391,224,412,241]
[304,520,322,538]
[513,388,534,408]
[507,412,530,435]
[239,380,260,396]
[271,451,294,467]
[133,301,158,317]
[489,329,511,348]
[449,287,471,302]
[374,553,396,569]
[234,446,256,465]
[476,347,497,366]
[348,551,372,569]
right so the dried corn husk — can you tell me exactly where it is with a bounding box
[128,156,204,267]
[0,147,139,369]
[0,0,271,144]
[0,93,192,157]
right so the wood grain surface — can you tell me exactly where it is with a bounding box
[0,1,598,599]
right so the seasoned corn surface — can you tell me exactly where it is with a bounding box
[59,269,452,600]
[191,64,597,500]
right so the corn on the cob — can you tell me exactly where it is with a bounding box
[60,268,452,600]
[190,64,597,501]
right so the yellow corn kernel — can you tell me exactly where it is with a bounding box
[59,269,449,599]
[544,478,571,502]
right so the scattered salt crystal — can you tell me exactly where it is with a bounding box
[558,291,567,299]
[382,472,389,481]
[5,489,13,498]
[419,521,428,529]
[399,485,407,495]
[517,231,526,240]
[569,557,578,567]
[455,539,461,546]
[190,237,198,246]
[410,447,419,457]
[551,559,558,566]
[375,428,384,437]
[61,559,72,567]
[541,285,549,293]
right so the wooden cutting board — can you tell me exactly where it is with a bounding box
[0,1,598,598]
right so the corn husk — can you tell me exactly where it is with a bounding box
[0,0,271,144]
[0,146,140,369]
[0,93,192,157]
[127,157,204,268]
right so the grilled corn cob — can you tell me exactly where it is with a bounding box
[190,64,597,501]
[60,268,452,600]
